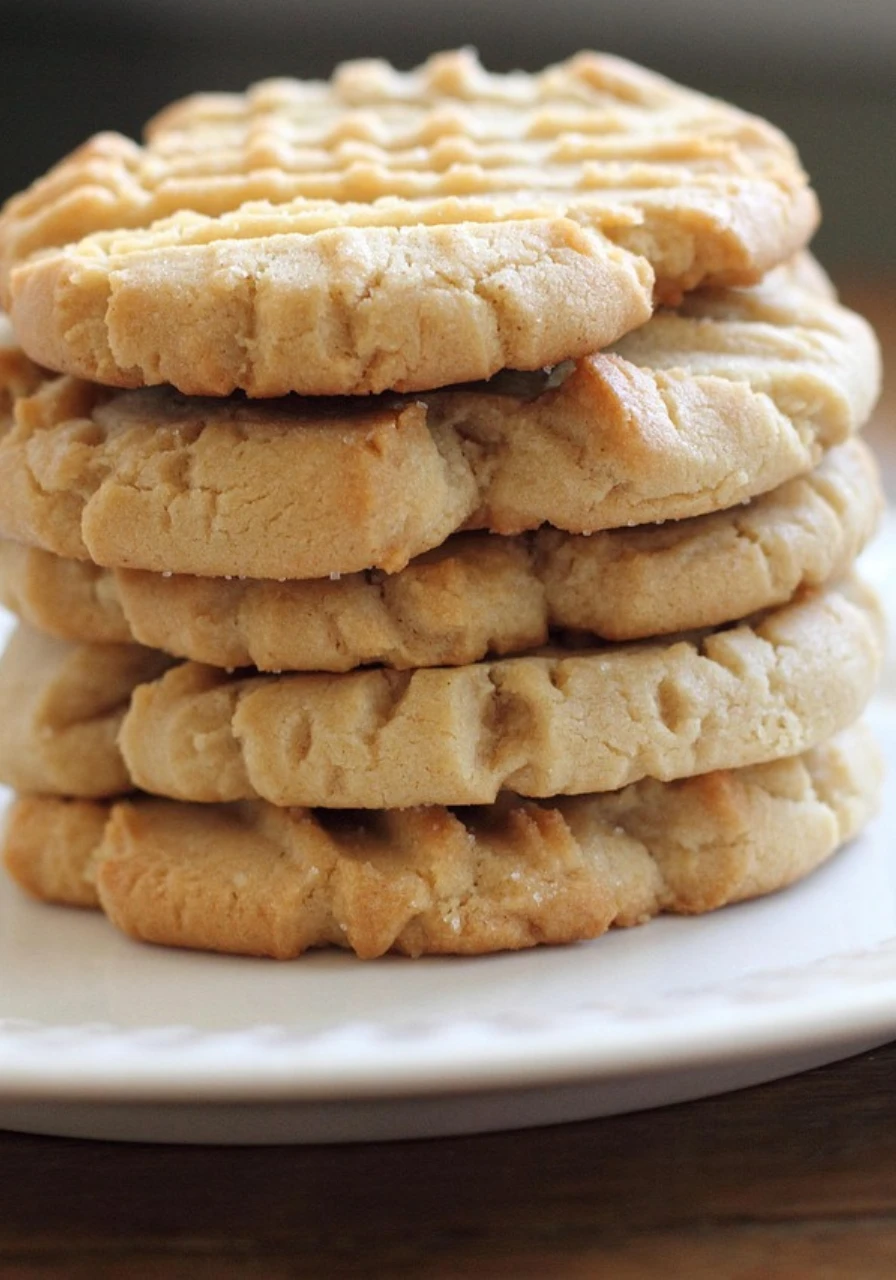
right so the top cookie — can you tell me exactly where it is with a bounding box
[0,50,818,396]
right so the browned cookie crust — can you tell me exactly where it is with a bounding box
[2,724,881,958]
[0,625,170,798]
[0,52,818,395]
[0,260,877,580]
[0,439,879,667]
[118,579,882,808]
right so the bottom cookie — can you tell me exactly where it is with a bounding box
[2,724,880,960]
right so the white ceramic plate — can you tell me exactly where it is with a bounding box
[0,519,893,1145]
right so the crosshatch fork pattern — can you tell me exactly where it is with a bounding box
[0,49,815,289]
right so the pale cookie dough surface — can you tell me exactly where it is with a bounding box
[119,580,883,808]
[2,724,881,959]
[0,439,881,666]
[0,260,878,580]
[2,795,107,909]
[0,541,129,647]
[0,313,43,418]
[0,625,170,798]
[0,51,818,395]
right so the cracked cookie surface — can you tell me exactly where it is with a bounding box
[0,625,170,797]
[0,259,878,580]
[110,578,883,808]
[0,51,818,395]
[0,439,881,667]
[2,724,881,958]
[0,583,875,809]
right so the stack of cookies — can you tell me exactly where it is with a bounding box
[0,51,884,959]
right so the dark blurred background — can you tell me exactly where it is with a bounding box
[0,0,894,271]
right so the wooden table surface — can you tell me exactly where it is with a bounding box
[1,1043,896,1279]
[1,278,893,1280]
